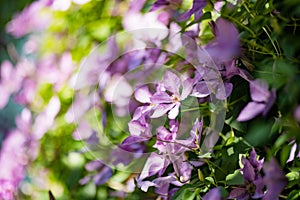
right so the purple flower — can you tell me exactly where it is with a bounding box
[79,160,112,186]
[262,158,287,200]
[203,187,222,200]
[229,148,265,200]
[205,18,240,64]
[237,79,276,121]
[150,70,193,119]
[0,109,34,199]
[0,180,15,200]
[6,0,51,38]
[178,0,207,21]
[0,61,23,109]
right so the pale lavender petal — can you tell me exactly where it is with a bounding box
[0,86,10,109]
[237,102,266,122]
[157,126,175,141]
[121,135,150,147]
[181,78,194,100]
[139,153,169,180]
[79,176,91,185]
[137,180,157,192]
[164,70,181,96]
[151,103,174,118]
[128,120,151,137]
[168,102,180,119]
[191,82,210,98]
[203,188,221,200]
[250,79,270,102]
[151,91,172,104]
[216,82,233,100]
[153,175,177,195]
[85,161,103,171]
[262,89,276,116]
[0,180,16,200]
[134,85,152,103]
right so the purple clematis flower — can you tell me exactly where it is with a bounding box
[229,148,265,200]
[205,18,240,64]
[150,70,194,119]
[178,0,207,21]
[237,79,276,121]
[262,158,287,200]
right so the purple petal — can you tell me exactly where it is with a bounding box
[216,82,233,100]
[151,103,174,118]
[85,161,103,171]
[191,81,211,98]
[137,180,157,192]
[157,126,176,141]
[178,0,207,21]
[203,188,221,200]
[249,148,264,171]
[153,175,177,195]
[228,188,249,200]
[206,18,240,63]
[93,166,113,185]
[134,85,152,103]
[151,91,172,104]
[262,158,287,200]
[0,86,10,109]
[128,120,151,138]
[262,89,276,116]
[250,79,270,102]
[181,78,194,100]
[237,102,266,122]
[139,153,169,180]
[164,70,181,95]
[150,0,169,11]
[253,177,265,199]
[241,157,255,182]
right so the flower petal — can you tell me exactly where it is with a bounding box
[203,188,221,200]
[237,102,266,122]
[164,70,181,95]
[250,79,270,102]
[134,85,152,103]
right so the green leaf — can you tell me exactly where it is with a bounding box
[171,184,197,200]
[280,145,292,166]
[287,190,300,200]
[226,170,245,185]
